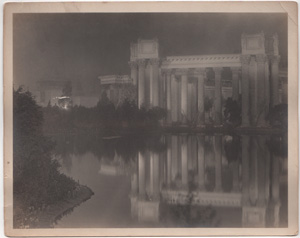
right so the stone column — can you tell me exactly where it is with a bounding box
[129,61,138,86]
[213,67,223,125]
[181,70,188,124]
[231,67,240,101]
[171,74,178,122]
[137,59,146,109]
[256,54,268,126]
[166,70,172,123]
[138,152,146,199]
[249,56,257,126]
[177,77,182,122]
[270,55,281,108]
[214,135,222,192]
[196,68,206,126]
[241,55,251,127]
[264,60,270,115]
[197,135,205,189]
[150,59,160,107]
[187,79,193,121]
[181,135,188,188]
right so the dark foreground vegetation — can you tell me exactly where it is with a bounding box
[13,88,93,228]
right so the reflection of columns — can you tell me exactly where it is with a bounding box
[167,138,172,186]
[231,67,240,101]
[249,56,257,126]
[181,135,188,188]
[181,71,188,124]
[171,74,178,122]
[197,135,205,189]
[270,56,280,107]
[242,135,250,204]
[138,59,146,108]
[196,68,206,125]
[249,137,258,205]
[232,160,240,192]
[166,71,172,123]
[257,137,266,206]
[214,135,222,192]
[171,136,178,180]
[241,55,250,126]
[129,61,138,86]
[151,153,160,200]
[214,68,222,125]
[271,153,280,206]
[271,151,281,227]
[138,152,146,199]
[256,55,268,126]
[131,173,138,195]
[264,60,270,116]
[150,59,160,107]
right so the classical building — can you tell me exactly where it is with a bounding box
[98,75,135,107]
[35,80,99,108]
[128,33,286,127]
[35,80,66,107]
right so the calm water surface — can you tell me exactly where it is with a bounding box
[53,133,287,228]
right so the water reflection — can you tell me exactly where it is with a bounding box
[53,133,287,228]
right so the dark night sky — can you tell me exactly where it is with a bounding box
[13,13,287,93]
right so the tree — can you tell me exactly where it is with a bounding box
[266,104,287,130]
[13,87,77,228]
[223,97,241,127]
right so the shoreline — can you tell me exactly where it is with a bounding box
[44,125,286,138]
[31,185,94,228]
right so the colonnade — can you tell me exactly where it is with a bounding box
[129,54,281,127]
[163,67,240,125]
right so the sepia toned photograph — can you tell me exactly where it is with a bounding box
[3,2,298,236]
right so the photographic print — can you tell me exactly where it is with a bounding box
[4,2,298,236]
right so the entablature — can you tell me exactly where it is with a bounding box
[161,54,242,69]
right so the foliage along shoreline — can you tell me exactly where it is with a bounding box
[14,185,94,228]
[13,88,94,228]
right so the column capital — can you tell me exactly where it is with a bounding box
[137,59,147,67]
[270,55,281,64]
[231,67,241,74]
[149,58,160,66]
[129,61,138,69]
[176,68,189,75]
[195,68,206,75]
[240,55,251,65]
[162,68,173,75]
[213,67,223,75]
[256,54,268,63]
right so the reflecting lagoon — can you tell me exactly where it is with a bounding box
[53,133,287,228]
